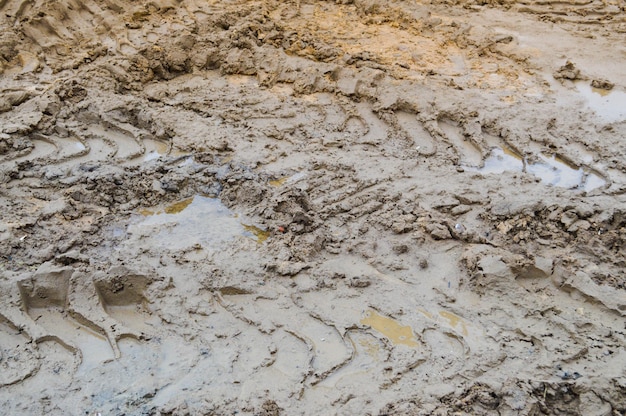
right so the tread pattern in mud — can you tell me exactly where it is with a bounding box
[1,0,625,415]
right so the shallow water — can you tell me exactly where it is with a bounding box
[360,309,419,347]
[132,196,267,250]
[575,82,626,123]
[468,147,606,191]
[143,139,169,161]
[269,171,308,187]
[56,137,87,159]
[476,147,524,174]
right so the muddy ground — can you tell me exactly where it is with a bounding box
[0,0,625,414]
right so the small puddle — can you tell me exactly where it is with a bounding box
[467,148,606,191]
[475,147,524,174]
[87,125,142,160]
[242,224,270,243]
[13,139,56,163]
[164,197,194,214]
[171,147,191,157]
[56,137,87,159]
[575,82,626,123]
[360,309,419,347]
[418,308,482,349]
[132,196,268,249]
[268,171,308,187]
[269,177,289,187]
[530,153,606,191]
[143,139,169,162]
[526,154,583,189]
[438,311,469,337]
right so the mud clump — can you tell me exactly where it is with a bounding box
[554,60,581,81]
[590,79,614,91]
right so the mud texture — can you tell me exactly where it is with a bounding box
[1,0,625,415]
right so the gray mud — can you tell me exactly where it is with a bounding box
[1,0,625,415]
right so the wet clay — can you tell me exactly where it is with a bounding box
[1,0,625,415]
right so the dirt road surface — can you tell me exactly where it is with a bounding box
[1,0,625,414]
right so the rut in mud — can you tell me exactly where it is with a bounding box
[0,0,625,415]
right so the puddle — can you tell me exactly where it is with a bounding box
[66,137,115,163]
[269,171,308,187]
[475,147,524,174]
[12,139,56,163]
[575,82,626,123]
[164,197,194,214]
[143,139,169,161]
[242,224,270,243]
[132,196,268,250]
[171,147,191,157]
[438,311,469,337]
[582,171,606,191]
[526,154,583,189]
[87,125,142,159]
[360,309,419,347]
[139,197,194,216]
[529,153,606,191]
[269,177,289,187]
[467,147,606,191]
[56,137,87,159]
[418,308,470,337]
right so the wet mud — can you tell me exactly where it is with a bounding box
[0,0,625,415]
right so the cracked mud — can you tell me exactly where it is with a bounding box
[1,0,625,415]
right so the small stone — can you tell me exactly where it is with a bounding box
[451,204,472,215]
[276,261,308,276]
[393,244,409,254]
[590,79,614,90]
[426,223,452,240]
[391,221,413,234]
[560,211,578,227]
[349,276,371,288]
[568,220,590,233]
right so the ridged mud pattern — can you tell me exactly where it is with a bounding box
[514,0,626,26]
[428,0,626,29]
[1,0,625,415]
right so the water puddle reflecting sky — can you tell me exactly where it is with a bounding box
[130,196,268,250]
[575,82,626,123]
[466,147,606,191]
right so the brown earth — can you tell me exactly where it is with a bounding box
[0,0,625,415]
